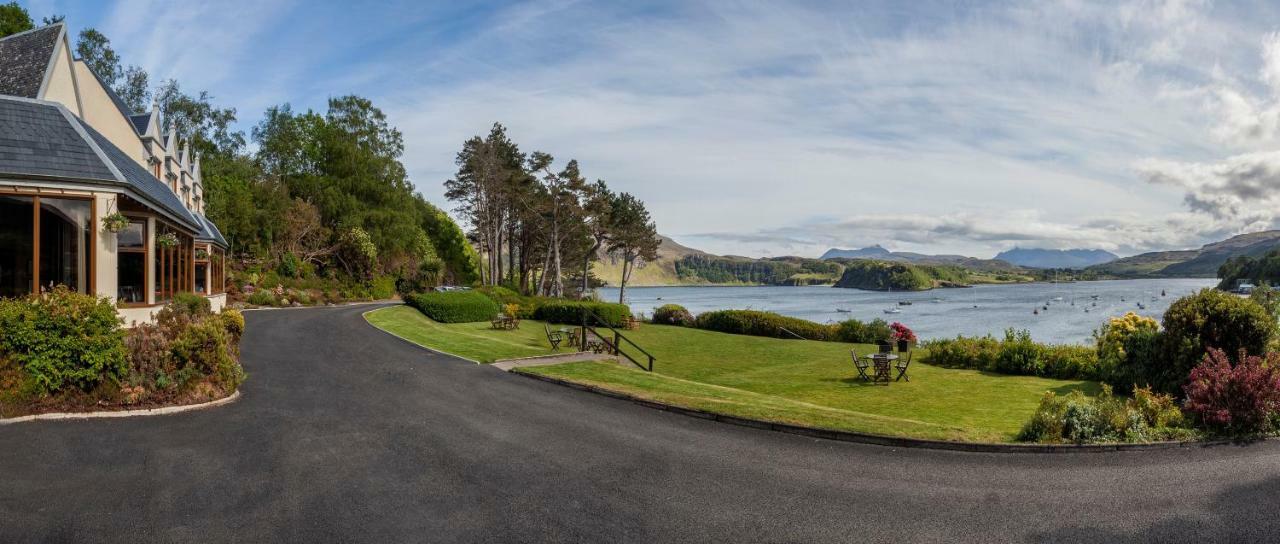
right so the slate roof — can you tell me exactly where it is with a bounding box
[129,113,150,136]
[0,96,201,231]
[0,24,61,99]
[196,214,228,248]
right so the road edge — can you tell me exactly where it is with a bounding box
[0,390,241,426]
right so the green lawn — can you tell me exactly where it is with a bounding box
[364,305,1100,442]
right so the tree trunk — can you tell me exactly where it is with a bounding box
[618,256,630,304]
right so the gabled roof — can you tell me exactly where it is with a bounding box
[0,24,62,98]
[129,113,150,135]
[0,96,201,231]
[77,57,138,120]
[196,214,228,248]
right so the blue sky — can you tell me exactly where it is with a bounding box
[24,0,1280,258]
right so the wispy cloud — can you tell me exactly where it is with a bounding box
[55,0,1280,258]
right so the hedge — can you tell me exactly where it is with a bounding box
[407,291,500,323]
[0,287,127,394]
[652,304,695,326]
[534,300,631,327]
[922,329,1101,381]
[693,310,834,341]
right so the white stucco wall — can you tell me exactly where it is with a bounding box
[93,193,118,304]
[40,37,81,117]
[71,60,148,168]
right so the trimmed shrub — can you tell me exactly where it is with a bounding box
[171,291,212,317]
[1159,289,1276,395]
[833,318,892,344]
[0,287,127,395]
[693,310,833,341]
[1018,385,1190,444]
[921,335,999,370]
[535,300,631,327]
[408,291,500,323]
[1183,348,1280,435]
[652,304,694,326]
[170,315,243,388]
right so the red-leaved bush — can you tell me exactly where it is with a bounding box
[1182,349,1280,435]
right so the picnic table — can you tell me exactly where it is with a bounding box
[490,315,520,330]
[851,352,912,384]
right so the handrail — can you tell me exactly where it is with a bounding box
[777,326,806,340]
[579,308,655,372]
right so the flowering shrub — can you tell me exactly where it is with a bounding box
[889,322,916,343]
[1182,349,1280,435]
[1095,312,1162,392]
[1160,289,1276,394]
[0,287,127,395]
[1018,385,1191,444]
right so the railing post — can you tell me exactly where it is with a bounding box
[579,308,587,352]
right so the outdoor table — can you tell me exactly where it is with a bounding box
[863,353,898,383]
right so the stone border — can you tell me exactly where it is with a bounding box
[0,390,241,426]
[514,372,1242,454]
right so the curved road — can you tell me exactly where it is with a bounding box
[3,305,1280,542]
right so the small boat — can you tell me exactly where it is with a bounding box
[1090,294,1100,300]
[898,301,912,306]
[1137,302,1147,310]
[835,308,852,313]
[883,307,901,314]
[1052,297,1064,302]
[1033,308,1039,315]
[931,298,943,303]
[1042,305,1049,311]
[1161,290,1167,297]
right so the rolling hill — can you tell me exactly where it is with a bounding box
[994,248,1118,269]
[1088,231,1280,278]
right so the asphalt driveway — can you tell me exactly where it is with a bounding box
[3,304,1280,542]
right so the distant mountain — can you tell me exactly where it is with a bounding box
[1089,230,1280,278]
[994,248,1118,269]
[592,235,711,286]
[820,245,893,260]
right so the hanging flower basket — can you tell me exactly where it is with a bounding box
[102,212,130,233]
[195,249,209,260]
[156,232,179,249]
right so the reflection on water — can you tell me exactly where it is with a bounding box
[600,278,1218,344]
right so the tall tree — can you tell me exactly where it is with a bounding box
[116,65,151,112]
[527,153,587,297]
[0,2,31,38]
[75,28,120,86]
[579,180,614,298]
[607,192,660,304]
[445,123,524,287]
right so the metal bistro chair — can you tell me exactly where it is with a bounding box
[851,350,871,381]
[544,324,564,351]
[894,350,913,382]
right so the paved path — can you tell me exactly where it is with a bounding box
[3,304,1280,542]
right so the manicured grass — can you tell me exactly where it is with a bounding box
[365,305,549,362]
[365,305,1100,442]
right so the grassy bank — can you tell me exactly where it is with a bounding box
[365,305,1100,442]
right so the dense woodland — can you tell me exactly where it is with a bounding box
[1,5,481,295]
[1218,250,1280,290]
[674,255,843,285]
[445,124,661,302]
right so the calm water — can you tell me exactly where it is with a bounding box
[599,278,1219,344]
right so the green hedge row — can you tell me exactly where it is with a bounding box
[534,300,631,327]
[407,291,499,323]
[693,310,835,341]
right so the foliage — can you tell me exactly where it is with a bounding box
[171,292,212,317]
[693,310,834,341]
[247,290,278,306]
[1094,312,1162,392]
[407,291,500,323]
[833,259,970,291]
[674,255,841,285]
[1018,385,1191,444]
[889,322,916,343]
[652,304,695,326]
[1183,349,1280,435]
[832,318,892,344]
[534,300,632,327]
[102,212,130,233]
[126,306,245,394]
[1158,288,1276,395]
[0,287,126,395]
[923,330,1101,381]
[0,2,33,38]
[1217,250,1280,291]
